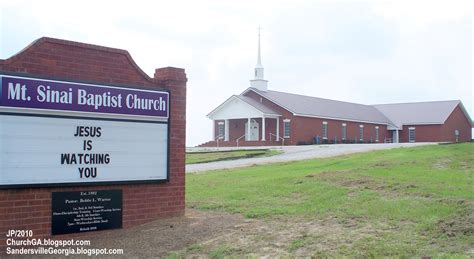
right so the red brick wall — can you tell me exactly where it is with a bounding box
[0,38,186,245]
[228,119,245,140]
[243,90,388,145]
[398,105,472,143]
[290,116,388,144]
[399,125,441,143]
[241,90,295,145]
[441,105,472,142]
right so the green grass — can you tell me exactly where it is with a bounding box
[208,245,241,258]
[186,149,282,164]
[186,143,474,257]
[289,236,310,252]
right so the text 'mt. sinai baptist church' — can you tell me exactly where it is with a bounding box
[202,34,472,147]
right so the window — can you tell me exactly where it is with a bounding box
[408,127,416,142]
[359,125,364,142]
[217,122,224,139]
[322,121,328,139]
[341,123,347,140]
[375,126,379,142]
[283,119,291,138]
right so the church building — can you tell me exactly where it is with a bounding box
[201,34,473,147]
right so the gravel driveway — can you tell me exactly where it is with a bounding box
[186,143,436,173]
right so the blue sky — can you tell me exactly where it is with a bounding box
[1,0,472,146]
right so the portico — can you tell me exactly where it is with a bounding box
[207,95,281,143]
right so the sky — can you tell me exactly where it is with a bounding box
[1,0,472,146]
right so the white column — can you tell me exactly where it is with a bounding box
[276,117,280,140]
[212,120,215,139]
[247,118,251,141]
[261,116,266,141]
[395,130,399,143]
[224,119,229,141]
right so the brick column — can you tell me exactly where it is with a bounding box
[154,67,187,198]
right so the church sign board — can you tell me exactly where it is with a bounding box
[0,74,170,188]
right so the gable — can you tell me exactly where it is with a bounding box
[207,95,279,120]
[373,100,464,128]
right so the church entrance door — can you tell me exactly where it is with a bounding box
[245,120,259,141]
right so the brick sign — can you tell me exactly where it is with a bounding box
[0,74,170,188]
[0,38,185,244]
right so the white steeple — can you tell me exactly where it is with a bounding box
[250,27,268,91]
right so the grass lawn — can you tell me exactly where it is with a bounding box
[185,143,474,257]
[186,149,282,164]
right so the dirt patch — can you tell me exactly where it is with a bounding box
[339,178,373,188]
[432,158,451,170]
[305,170,353,178]
[173,214,381,257]
[304,170,422,198]
[61,208,388,257]
[305,171,378,190]
[71,209,248,258]
[48,207,472,257]
[372,161,394,168]
[460,161,474,171]
[436,208,474,238]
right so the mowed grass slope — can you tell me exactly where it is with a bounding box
[186,149,282,164]
[186,143,474,257]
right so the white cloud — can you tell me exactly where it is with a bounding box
[373,0,472,28]
[1,0,472,146]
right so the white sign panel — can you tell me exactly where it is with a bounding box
[0,74,170,188]
[0,115,168,186]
